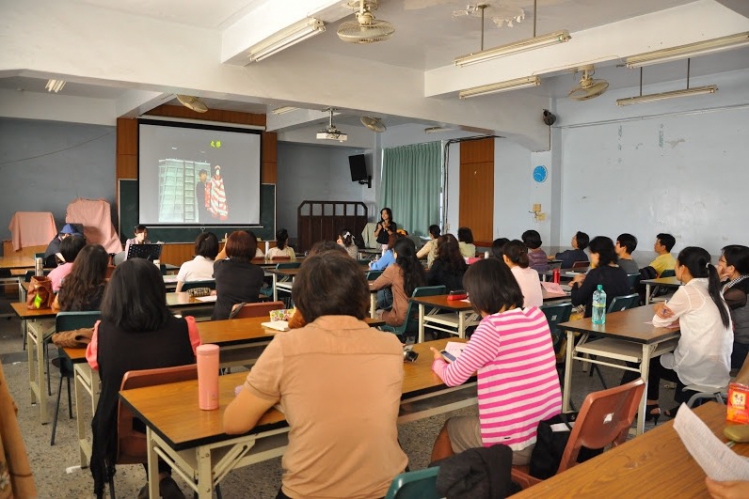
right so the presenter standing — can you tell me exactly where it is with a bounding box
[208,165,229,221]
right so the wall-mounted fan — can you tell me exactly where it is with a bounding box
[568,66,609,101]
[176,95,208,113]
[338,0,395,44]
[361,116,386,132]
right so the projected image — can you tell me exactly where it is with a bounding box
[139,122,261,226]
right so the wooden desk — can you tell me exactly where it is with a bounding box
[121,339,476,498]
[561,306,680,435]
[642,276,682,305]
[0,255,35,269]
[268,265,368,302]
[62,346,99,468]
[410,295,479,343]
[513,402,748,498]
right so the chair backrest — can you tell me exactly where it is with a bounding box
[275,262,301,270]
[571,261,589,269]
[626,273,640,292]
[539,303,573,353]
[116,364,198,464]
[607,293,640,313]
[230,300,285,319]
[181,280,217,292]
[56,311,101,333]
[660,269,676,278]
[366,270,383,281]
[557,378,645,474]
[395,285,447,335]
[384,467,440,499]
[548,260,563,270]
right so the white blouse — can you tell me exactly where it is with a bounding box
[176,255,215,283]
[511,266,543,308]
[653,278,732,388]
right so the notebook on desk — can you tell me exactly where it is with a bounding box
[261,321,290,332]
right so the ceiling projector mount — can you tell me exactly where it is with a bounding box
[316,108,348,142]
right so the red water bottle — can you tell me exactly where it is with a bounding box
[553,268,561,284]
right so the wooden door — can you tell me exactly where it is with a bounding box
[459,139,494,245]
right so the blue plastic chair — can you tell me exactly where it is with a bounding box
[384,467,440,499]
[607,293,640,313]
[380,285,446,338]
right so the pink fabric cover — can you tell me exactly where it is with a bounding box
[65,199,123,254]
[8,212,57,251]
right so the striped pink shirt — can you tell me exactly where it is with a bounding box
[433,307,562,450]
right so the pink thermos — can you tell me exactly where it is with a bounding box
[197,344,219,410]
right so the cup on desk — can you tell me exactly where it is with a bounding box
[197,344,219,410]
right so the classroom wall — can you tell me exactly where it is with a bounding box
[554,67,749,261]
[276,142,376,238]
[0,117,116,253]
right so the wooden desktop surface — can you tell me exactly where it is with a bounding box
[410,295,474,311]
[165,292,216,307]
[198,316,385,346]
[513,402,748,498]
[0,255,35,269]
[559,305,680,344]
[120,338,467,450]
[11,302,57,319]
[61,346,87,363]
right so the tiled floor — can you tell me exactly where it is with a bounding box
[0,293,672,498]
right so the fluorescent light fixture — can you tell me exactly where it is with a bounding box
[272,106,299,115]
[424,126,455,134]
[454,30,571,67]
[625,31,749,68]
[459,76,540,99]
[248,18,325,63]
[616,85,718,106]
[45,79,66,93]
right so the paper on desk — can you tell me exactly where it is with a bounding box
[674,403,749,481]
[194,295,218,302]
[444,341,466,358]
[541,282,565,294]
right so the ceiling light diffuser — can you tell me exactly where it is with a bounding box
[625,32,749,68]
[248,18,326,63]
[45,79,66,93]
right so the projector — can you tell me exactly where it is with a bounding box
[316,130,348,142]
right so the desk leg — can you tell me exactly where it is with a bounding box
[146,427,159,499]
[74,365,87,467]
[458,312,466,340]
[370,293,376,319]
[196,445,214,498]
[27,328,35,404]
[272,274,277,302]
[418,304,425,344]
[636,344,653,436]
[562,330,574,413]
[645,284,652,305]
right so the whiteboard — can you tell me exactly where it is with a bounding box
[560,108,749,255]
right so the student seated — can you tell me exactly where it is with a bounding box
[337,229,359,259]
[490,237,510,260]
[416,224,441,268]
[369,233,398,271]
[223,252,408,499]
[429,258,561,464]
[175,232,218,292]
[48,234,86,292]
[87,258,201,499]
[503,240,542,308]
[370,238,426,327]
[570,236,631,317]
[647,232,677,277]
[213,231,265,320]
[123,224,149,259]
[622,247,731,422]
[457,227,476,259]
[717,244,749,369]
[43,223,81,268]
[54,244,109,311]
[522,229,549,272]
[265,228,296,261]
[427,234,467,293]
[552,231,589,268]
[615,233,639,275]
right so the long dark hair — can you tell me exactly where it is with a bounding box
[677,246,730,329]
[100,258,172,332]
[503,240,530,268]
[276,228,289,250]
[393,238,426,297]
[58,245,109,311]
[436,234,468,273]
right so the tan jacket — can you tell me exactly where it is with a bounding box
[0,362,37,498]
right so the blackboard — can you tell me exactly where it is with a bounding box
[118,179,275,243]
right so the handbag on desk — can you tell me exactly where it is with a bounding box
[26,275,54,310]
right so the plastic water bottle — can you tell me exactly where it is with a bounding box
[592,284,606,325]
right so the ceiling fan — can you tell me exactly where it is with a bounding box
[338,0,395,44]
[176,95,208,113]
[317,108,348,142]
[361,116,387,132]
[568,66,609,101]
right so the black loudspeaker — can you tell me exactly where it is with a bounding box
[542,109,557,126]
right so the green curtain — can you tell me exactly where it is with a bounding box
[380,142,441,237]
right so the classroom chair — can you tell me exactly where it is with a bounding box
[607,294,640,314]
[50,311,101,446]
[539,303,573,380]
[626,273,641,293]
[571,261,590,269]
[113,364,223,499]
[50,347,74,446]
[180,280,216,292]
[229,301,285,319]
[380,285,446,339]
[274,262,301,307]
[384,467,440,499]
[366,270,383,281]
[510,378,645,490]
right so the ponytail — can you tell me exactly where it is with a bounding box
[707,263,731,329]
